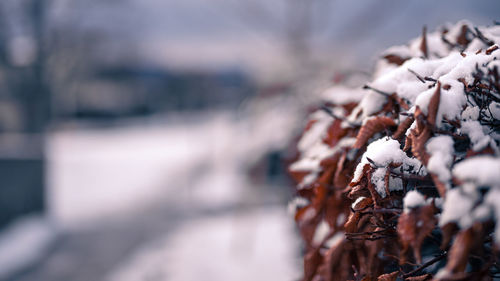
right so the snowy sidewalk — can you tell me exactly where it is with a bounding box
[6,112,301,281]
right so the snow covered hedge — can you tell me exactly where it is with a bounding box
[289,21,500,281]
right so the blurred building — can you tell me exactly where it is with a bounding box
[57,65,254,119]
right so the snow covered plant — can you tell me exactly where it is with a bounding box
[288,21,500,281]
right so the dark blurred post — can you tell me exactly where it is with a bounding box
[0,0,48,228]
[27,0,50,133]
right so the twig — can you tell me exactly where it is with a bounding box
[321,105,357,127]
[390,171,431,181]
[402,252,447,278]
[399,112,414,117]
[366,157,378,167]
[408,68,425,83]
[346,229,391,236]
[473,27,495,46]
[363,84,392,97]
[347,235,396,241]
[360,208,402,215]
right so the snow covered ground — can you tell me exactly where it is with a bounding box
[0,216,57,280]
[106,207,301,281]
[4,110,302,281]
[46,109,300,228]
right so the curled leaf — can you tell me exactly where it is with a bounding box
[427,82,441,127]
[397,204,437,264]
[353,116,396,149]
[393,116,414,140]
[344,197,373,233]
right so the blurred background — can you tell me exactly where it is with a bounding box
[0,1,497,280]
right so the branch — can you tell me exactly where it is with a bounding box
[402,252,447,278]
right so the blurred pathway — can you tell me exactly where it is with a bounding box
[7,113,301,281]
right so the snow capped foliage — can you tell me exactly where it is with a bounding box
[352,137,422,198]
[289,22,500,280]
[403,190,426,212]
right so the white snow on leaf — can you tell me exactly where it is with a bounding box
[359,31,497,129]
[439,188,478,228]
[351,196,366,209]
[312,220,331,245]
[485,189,500,244]
[460,120,493,151]
[321,86,366,105]
[403,190,426,213]
[289,144,332,172]
[488,102,500,120]
[396,80,429,105]
[452,156,500,187]
[426,135,454,183]
[287,197,310,216]
[461,106,480,121]
[414,77,465,128]
[291,21,500,250]
[372,57,439,103]
[299,172,319,189]
[345,91,388,126]
[323,232,344,249]
[292,136,355,188]
[352,137,422,198]
[297,111,332,153]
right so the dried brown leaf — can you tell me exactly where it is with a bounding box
[420,26,428,58]
[324,193,346,229]
[347,185,371,200]
[353,116,396,149]
[445,223,486,276]
[289,170,310,184]
[430,173,448,199]
[427,82,441,127]
[377,271,399,281]
[440,222,458,250]
[407,107,432,165]
[296,185,328,245]
[345,197,373,233]
[397,204,437,264]
[333,151,350,188]
[323,119,348,147]
[405,273,432,281]
[317,166,336,186]
[319,236,346,281]
[393,116,414,140]
[456,25,470,47]
[384,54,410,66]
[304,248,322,281]
[445,227,474,274]
[366,168,383,206]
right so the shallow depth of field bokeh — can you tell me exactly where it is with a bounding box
[0,1,498,281]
